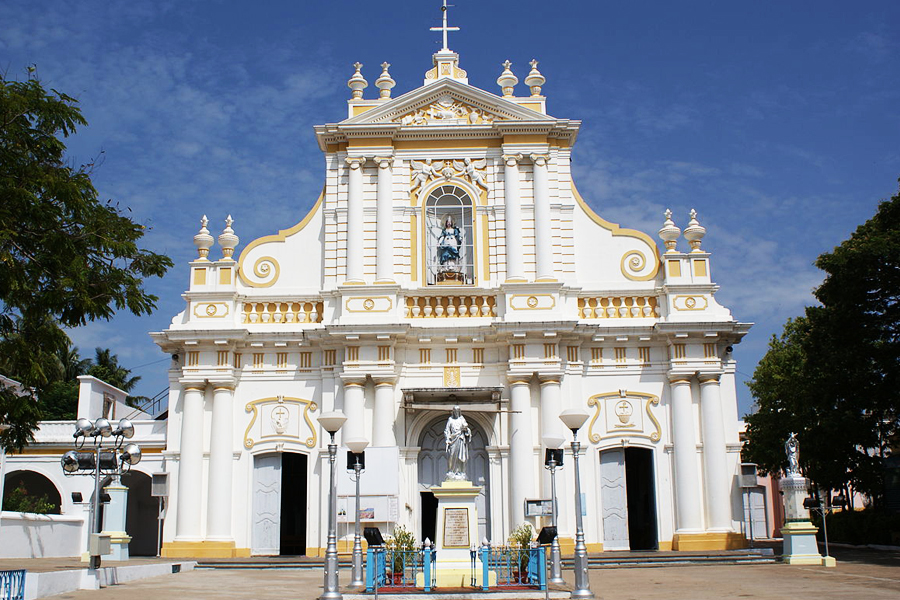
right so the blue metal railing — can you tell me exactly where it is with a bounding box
[476,545,546,591]
[365,543,547,592]
[0,570,25,600]
[366,546,436,592]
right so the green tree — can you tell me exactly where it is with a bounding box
[0,70,173,451]
[744,181,900,502]
[87,346,148,407]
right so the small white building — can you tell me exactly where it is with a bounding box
[149,35,751,559]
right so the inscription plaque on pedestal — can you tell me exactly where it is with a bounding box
[442,507,469,548]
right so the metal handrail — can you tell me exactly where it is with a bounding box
[0,570,25,600]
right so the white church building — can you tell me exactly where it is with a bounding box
[3,17,752,561]
[149,29,752,559]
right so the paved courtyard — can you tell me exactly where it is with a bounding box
[35,546,900,599]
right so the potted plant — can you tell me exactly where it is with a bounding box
[385,525,417,584]
[508,522,534,581]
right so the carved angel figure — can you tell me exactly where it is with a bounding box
[453,157,488,189]
[411,159,440,191]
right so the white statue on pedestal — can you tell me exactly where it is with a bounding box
[785,432,801,476]
[444,405,471,481]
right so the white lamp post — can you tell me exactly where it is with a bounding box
[345,437,369,589]
[543,434,565,584]
[317,411,347,600]
[559,409,593,599]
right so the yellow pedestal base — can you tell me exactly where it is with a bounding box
[160,540,251,558]
[416,568,497,588]
[672,532,747,551]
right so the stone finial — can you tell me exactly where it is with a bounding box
[375,62,396,99]
[683,208,707,252]
[347,62,368,99]
[524,59,546,96]
[496,60,518,97]
[193,215,214,260]
[657,208,681,253]
[218,215,239,260]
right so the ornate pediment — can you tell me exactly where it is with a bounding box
[398,94,497,126]
[341,79,552,126]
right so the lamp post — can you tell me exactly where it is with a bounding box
[543,435,565,585]
[317,411,347,600]
[61,417,140,570]
[345,437,369,589]
[559,409,593,599]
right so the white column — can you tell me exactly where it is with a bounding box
[206,385,234,541]
[700,375,732,531]
[503,154,525,282]
[508,378,534,526]
[342,380,366,442]
[175,385,204,541]
[375,157,395,283]
[539,377,564,443]
[531,154,554,281]
[670,377,703,532]
[372,380,396,447]
[345,156,366,284]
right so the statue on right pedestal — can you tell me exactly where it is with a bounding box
[785,432,800,476]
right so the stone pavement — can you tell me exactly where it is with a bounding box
[20,545,900,599]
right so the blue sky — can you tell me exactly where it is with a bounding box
[2,1,898,416]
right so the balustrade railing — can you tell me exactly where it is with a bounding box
[241,300,324,324]
[0,570,25,600]
[475,545,546,590]
[366,546,435,592]
[404,295,496,318]
[578,296,659,319]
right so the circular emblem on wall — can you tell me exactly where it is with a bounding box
[685,297,696,309]
[615,399,634,425]
[205,304,217,316]
[527,296,539,308]
[363,298,375,311]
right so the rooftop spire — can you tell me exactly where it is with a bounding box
[430,0,460,52]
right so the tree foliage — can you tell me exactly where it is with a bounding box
[0,70,173,450]
[744,181,900,501]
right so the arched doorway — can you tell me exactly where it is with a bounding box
[3,470,62,514]
[124,471,157,556]
[250,451,308,555]
[418,416,491,542]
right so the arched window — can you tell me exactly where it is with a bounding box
[425,185,475,285]
[3,470,62,514]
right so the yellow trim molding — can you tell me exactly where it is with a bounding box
[161,541,250,559]
[572,183,661,280]
[237,188,324,287]
[672,532,746,551]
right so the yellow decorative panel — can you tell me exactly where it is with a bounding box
[672,344,687,360]
[543,343,557,359]
[187,351,199,367]
[300,352,312,368]
[219,268,232,285]
[253,352,264,370]
[324,349,336,366]
[673,295,708,311]
[590,348,603,365]
[419,348,431,364]
[512,344,526,360]
[692,259,708,277]
[276,352,288,369]
[345,296,393,313]
[346,346,359,362]
[443,367,461,387]
[509,294,555,311]
[472,347,484,365]
[639,347,651,364]
[446,348,457,363]
[217,351,229,367]
[193,302,229,319]
[667,260,682,277]
[378,346,391,362]
[193,268,207,286]
[587,391,662,444]
[567,346,580,363]
[243,395,318,449]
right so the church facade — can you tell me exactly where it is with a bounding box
[153,39,750,558]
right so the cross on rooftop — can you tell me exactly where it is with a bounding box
[430,0,460,52]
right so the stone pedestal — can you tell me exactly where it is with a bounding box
[100,482,131,561]
[779,475,823,565]
[420,480,496,587]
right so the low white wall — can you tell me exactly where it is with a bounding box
[0,511,85,558]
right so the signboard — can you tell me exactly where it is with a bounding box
[442,507,470,548]
[525,499,553,517]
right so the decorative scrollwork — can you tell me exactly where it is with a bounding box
[620,250,658,281]
[248,256,280,288]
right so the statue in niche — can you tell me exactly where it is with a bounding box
[437,215,462,267]
[785,432,801,476]
[444,405,472,481]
